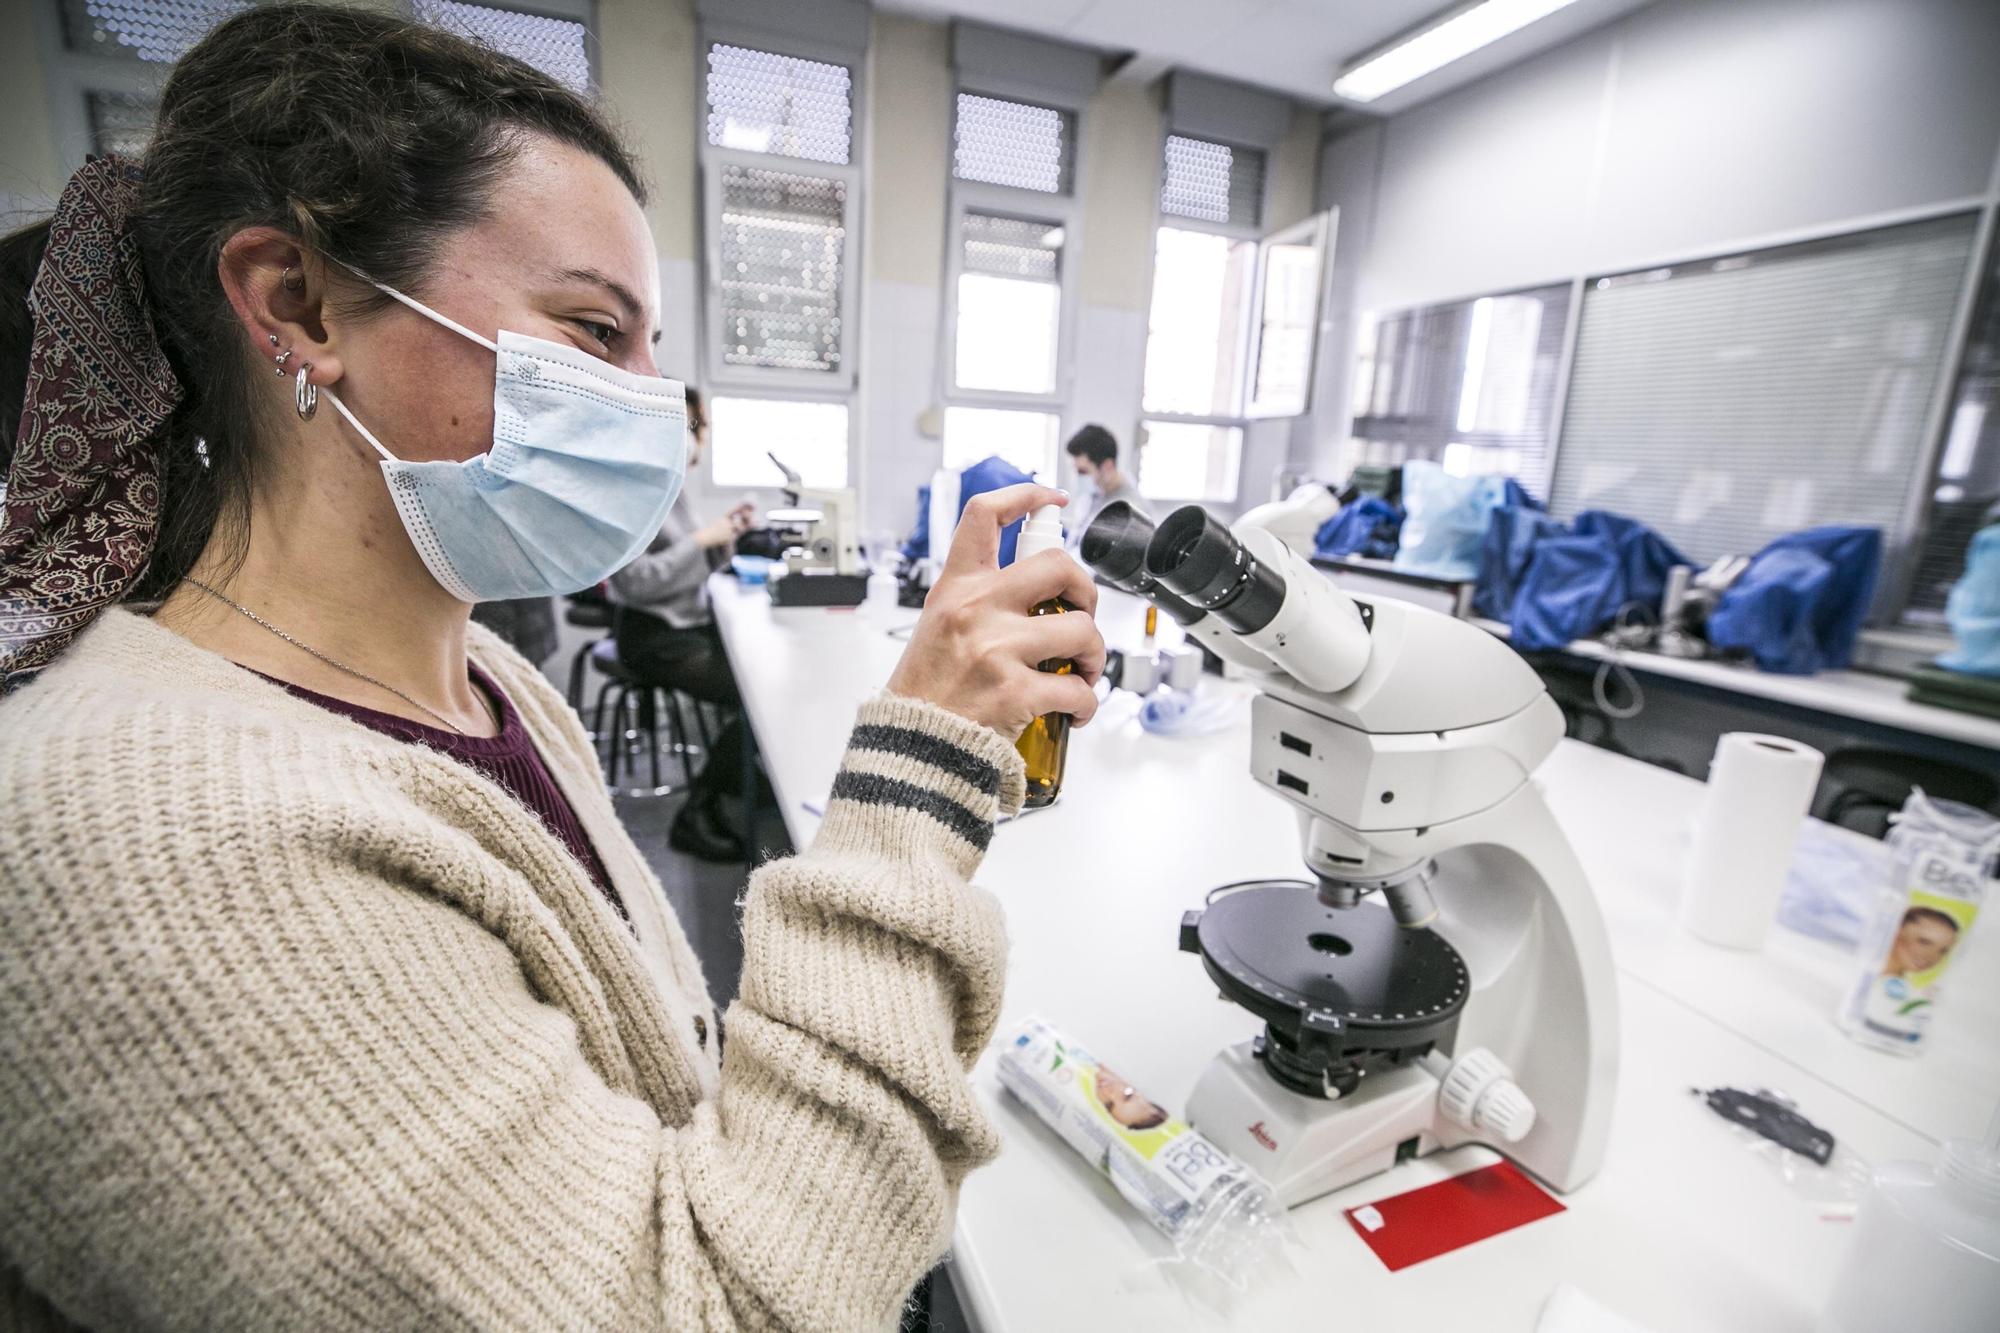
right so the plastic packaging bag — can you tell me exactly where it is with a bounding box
[1393,461,1509,580]
[1706,526,1882,674]
[1939,525,2000,677]
[1313,495,1403,561]
[994,1018,1290,1289]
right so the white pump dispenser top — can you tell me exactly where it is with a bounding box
[1016,504,1066,563]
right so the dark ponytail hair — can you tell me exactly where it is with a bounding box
[0,2,645,599]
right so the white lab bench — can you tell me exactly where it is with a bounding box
[707,573,1999,1333]
[1472,616,2000,753]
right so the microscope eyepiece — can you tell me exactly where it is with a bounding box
[1077,501,1206,625]
[1145,506,1287,635]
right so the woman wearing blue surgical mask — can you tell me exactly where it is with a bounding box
[0,6,1103,1330]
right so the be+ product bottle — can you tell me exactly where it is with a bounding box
[1013,505,1076,809]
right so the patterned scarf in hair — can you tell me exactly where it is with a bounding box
[0,156,182,682]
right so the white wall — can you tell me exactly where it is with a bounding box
[1309,0,2000,476]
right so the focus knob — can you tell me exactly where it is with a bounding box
[1438,1047,1538,1144]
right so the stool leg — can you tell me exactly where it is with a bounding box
[643,689,663,793]
[592,678,619,766]
[674,694,700,789]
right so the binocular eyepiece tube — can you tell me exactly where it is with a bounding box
[1143,506,1289,636]
[1076,502,1205,627]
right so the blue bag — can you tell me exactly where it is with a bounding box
[1474,503,1563,621]
[1938,525,2000,677]
[900,483,933,563]
[1707,526,1882,674]
[902,456,1036,565]
[1314,496,1404,561]
[1510,534,1627,652]
[1394,461,1510,580]
[1572,511,1688,615]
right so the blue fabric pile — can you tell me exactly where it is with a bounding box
[1476,504,1690,652]
[899,455,1037,565]
[1707,527,1881,674]
[1313,495,1403,561]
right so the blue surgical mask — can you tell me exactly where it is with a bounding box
[322,276,686,603]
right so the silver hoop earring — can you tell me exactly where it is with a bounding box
[295,364,318,420]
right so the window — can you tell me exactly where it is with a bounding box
[941,407,1061,480]
[953,93,1073,195]
[940,90,1080,477]
[715,165,849,374]
[708,397,849,489]
[1160,134,1265,231]
[1904,230,2000,623]
[705,43,852,164]
[954,213,1063,395]
[414,0,592,94]
[86,89,157,158]
[699,35,861,484]
[58,0,245,64]
[1137,421,1243,502]
[1136,215,1330,500]
[1349,283,1572,489]
[1548,214,1978,574]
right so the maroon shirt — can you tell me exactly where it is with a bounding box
[256,664,623,920]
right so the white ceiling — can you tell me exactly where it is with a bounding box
[875,0,1660,115]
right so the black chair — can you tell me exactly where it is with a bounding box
[1813,746,2000,839]
[563,597,615,719]
[589,640,708,798]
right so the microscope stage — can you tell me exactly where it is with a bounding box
[1180,881,1470,1094]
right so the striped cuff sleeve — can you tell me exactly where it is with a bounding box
[812,694,1025,872]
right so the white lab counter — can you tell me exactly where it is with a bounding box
[709,572,1998,1333]
[1471,616,2000,752]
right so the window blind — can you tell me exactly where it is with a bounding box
[60,0,246,63]
[953,93,1073,195]
[1160,135,1263,231]
[415,0,592,94]
[1549,214,1978,563]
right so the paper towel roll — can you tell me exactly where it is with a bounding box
[1681,733,1825,949]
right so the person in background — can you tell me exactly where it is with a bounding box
[0,6,1104,1328]
[470,594,559,666]
[1064,423,1146,552]
[607,385,761,861]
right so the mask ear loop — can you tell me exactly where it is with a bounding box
[316,258,503,464]
[328,256,501,353]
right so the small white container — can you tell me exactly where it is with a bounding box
[1819,1107,2000,1333]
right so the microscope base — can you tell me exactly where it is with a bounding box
[1186,1042,1441,1208]
[768,571,869,607]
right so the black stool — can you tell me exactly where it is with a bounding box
[563,598,615,719]
[590,640,705,798]
[1813,747,2000,839]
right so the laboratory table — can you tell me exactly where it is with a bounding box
[707,572,1999,1333]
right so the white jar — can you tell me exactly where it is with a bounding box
[1819,1124,2000,1333]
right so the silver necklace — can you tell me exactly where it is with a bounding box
[183,577,473,736]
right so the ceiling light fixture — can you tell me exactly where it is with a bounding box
[1333,0,1583,103]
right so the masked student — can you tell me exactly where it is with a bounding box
[1063,423,1147,553]
[0,7,1104,1329]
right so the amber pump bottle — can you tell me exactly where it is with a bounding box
[1013,505,1075,808]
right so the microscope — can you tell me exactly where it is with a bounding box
[763,451,868,608]
[1080,494,1619,1207]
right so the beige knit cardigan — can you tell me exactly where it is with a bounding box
[0,608,1024,1331]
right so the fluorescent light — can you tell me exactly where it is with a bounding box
[1333,0,1582,103]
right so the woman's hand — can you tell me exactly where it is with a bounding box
[694,502,755,549]
[887,484,1106,740]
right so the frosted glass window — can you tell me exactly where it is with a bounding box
[87,91,158,159]
[705,43,852,165]
[60,0,247,63]
[415,1,592,94]
[953,94,1073,195]
[709,397,848,488]
[1161,134,1264,230]
[1550,215,1977,564]
[942,407,1061,481]
[955,213,1063,395]
[717,165,849,374]
[1142,227,1255,417]
[1138,421,1242,502]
